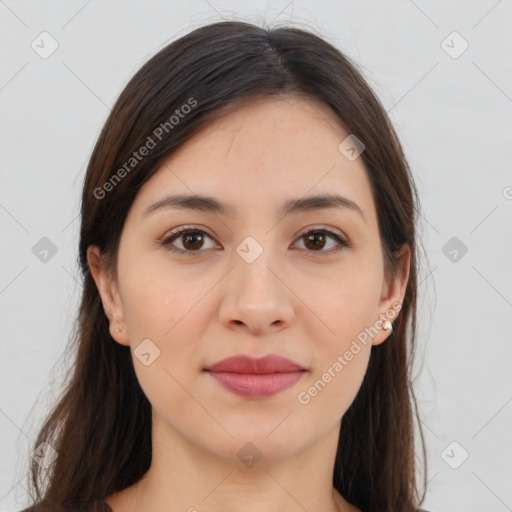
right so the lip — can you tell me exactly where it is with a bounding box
[205,354,305,373]
[204,354,307,398]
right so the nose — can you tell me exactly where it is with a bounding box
[218,248,295,336]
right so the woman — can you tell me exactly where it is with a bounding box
[21,20,430,512]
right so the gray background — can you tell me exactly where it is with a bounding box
[1,1,511,511]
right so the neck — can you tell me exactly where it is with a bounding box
[105,411,359,512]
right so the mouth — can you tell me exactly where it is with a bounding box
[203,354,307,399]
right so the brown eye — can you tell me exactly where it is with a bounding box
[294,229,349,254]
[161,227,217,256]
[160,226,350,257]
[181,232,205,250]
[304,232,327,251]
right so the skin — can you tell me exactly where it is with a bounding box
[88,95,410,512]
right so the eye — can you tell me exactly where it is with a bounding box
[292,226,350,254]
[159,226,218,256]
[159,225,350,257]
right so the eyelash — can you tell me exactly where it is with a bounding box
[159,225,351,257]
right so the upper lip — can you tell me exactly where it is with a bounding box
[204,354,306,374]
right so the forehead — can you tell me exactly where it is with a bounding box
[129,96,377,226]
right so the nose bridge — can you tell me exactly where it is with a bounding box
[233,234,281,299]
[219,234,294,332]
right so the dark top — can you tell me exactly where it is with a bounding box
[20,499,431,511]
[19,501,112,512]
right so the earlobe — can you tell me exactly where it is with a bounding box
[86,245,130,346]
[108,322,130,347]
[371,311,398,346]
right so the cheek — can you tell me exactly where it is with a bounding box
[336,249,383,319]
[119,262,211,398]
[120,256,209,340]
[122,267,207,419]
[300,256,382,346]
[296,256,380,415]
[297,337,371,424]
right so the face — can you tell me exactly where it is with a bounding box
[88,95,409,465]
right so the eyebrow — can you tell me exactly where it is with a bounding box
[142,193,367,223]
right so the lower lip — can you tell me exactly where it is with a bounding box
[205,371,306,398]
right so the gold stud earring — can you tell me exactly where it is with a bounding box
[382,320,393,331]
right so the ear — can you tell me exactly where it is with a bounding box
[87,245,130,346]
[371,244,411,346]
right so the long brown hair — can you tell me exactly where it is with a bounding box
[24,20,427,512]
